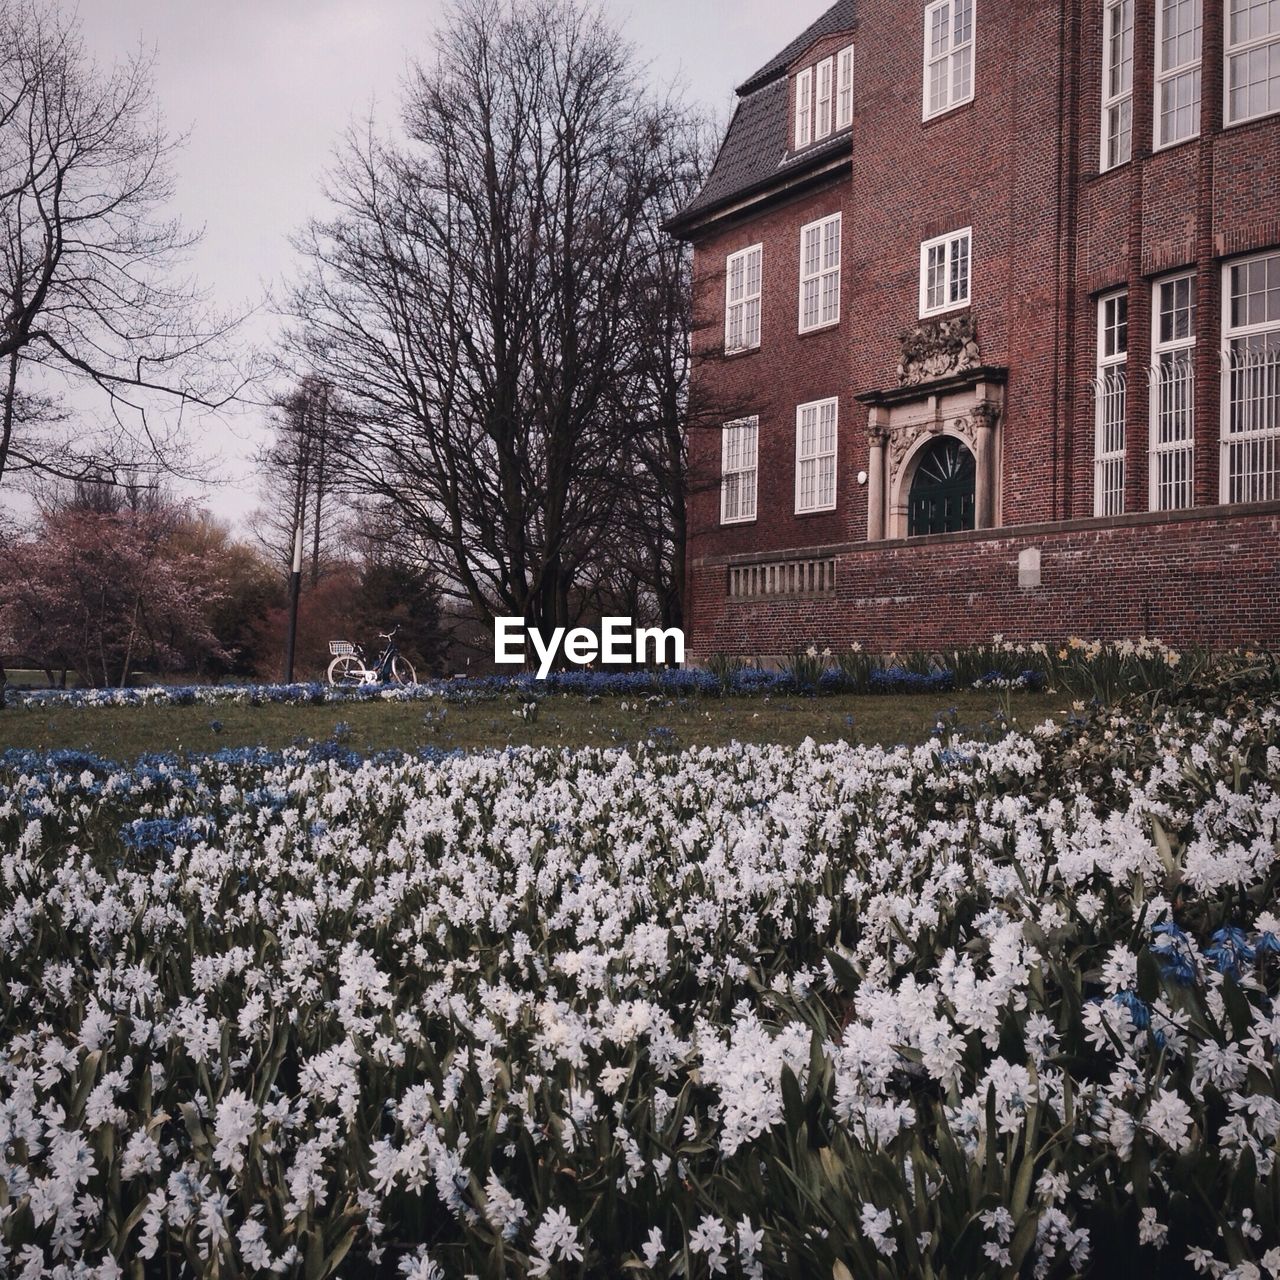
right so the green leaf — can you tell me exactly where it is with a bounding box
[825,948,860,995]
[1136,947,1161,1004]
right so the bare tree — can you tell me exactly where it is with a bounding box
[252,377,339,583]
[0,0,243,488]
[285,0,717,634]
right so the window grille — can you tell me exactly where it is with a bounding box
[1149,273,1197,511]
[1095,290,1128,517]
[1222,345,1280,503]
[1149,357,1196,510]
[1221,252,1280,503]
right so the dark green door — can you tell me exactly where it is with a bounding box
[908,437,976,536]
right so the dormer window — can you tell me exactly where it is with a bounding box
[793,44,855,150]
[795,68,814,148]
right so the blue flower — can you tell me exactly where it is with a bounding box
[1111,990,1152,1030]
[1206,926,1256,979]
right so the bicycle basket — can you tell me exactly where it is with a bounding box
[329,641,358,657]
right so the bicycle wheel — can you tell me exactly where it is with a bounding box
[390,655,417,685]
[328,655,365,687]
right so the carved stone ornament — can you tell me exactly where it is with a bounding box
[897,314,981,386]
[888,419,972,476]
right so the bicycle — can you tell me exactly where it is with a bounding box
[327,627,418,687]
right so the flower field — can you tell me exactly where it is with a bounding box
[2,684,1280,1277]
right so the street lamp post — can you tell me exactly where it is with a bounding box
[284,519,304,684]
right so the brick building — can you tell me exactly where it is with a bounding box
[668,0,1280,657]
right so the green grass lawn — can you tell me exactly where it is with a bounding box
[0,690,1058,760]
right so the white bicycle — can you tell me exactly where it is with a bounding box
[327,627,417,687]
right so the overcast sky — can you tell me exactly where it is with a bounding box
[15,0,827,529]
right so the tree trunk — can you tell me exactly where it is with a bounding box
[0,349,18,488]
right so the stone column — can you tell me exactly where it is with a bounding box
[972,402,1000,529]
[866,411,889,541]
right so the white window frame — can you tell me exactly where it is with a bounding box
[1220,251,1280,504]
[724,244,763,354]
[1095,290,1129,517]
[1149,273,1197,511]
[923,0,976,121]
[795,398,839,514]
[837,45,856,129]
[1225,0,1280,126]
[1101,0,1135,171]
[918,227,972,318]
[795,67,814,149]
[721,418,759,525]
[799,213,842,334]
[815,56,835,140]
[1154,0,1202,149]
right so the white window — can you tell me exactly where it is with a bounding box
[815,57,834,140]
[919,227,971,317]
[923,0,975,120]
[1221,251,1280,503]
[795,67,814,148]
[1150,274,1197,511]
[837,45,856,129]
[799,214,841,333]
[1095,290,1129,517]
[1226,0,1280,125]
[795,398,839,513]
[725,245,763,353]
[1155,0,1202,147]
[1102,0,1135,170]
[721,418,759,524]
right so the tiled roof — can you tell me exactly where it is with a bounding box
[670,2,855,234]
[738,0,856,95]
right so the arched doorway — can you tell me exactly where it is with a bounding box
[908,436,976,536]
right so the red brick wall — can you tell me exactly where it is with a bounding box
[843,0,1074,527]
[688,505,1280,657]
[681,0,1280,656]
[688,173,858,560]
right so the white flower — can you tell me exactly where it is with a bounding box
[121,1130,162,1180]
[212,1090,257,1175]
[529,1206,584,1277]
[860,1204,897,1258]
[688,1216,729,1275]
[641,1226,664,1268]
[1138,1207,1168,1249]
[1145,1089,1194,1152]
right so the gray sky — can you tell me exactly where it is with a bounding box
[17,0,825,529]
